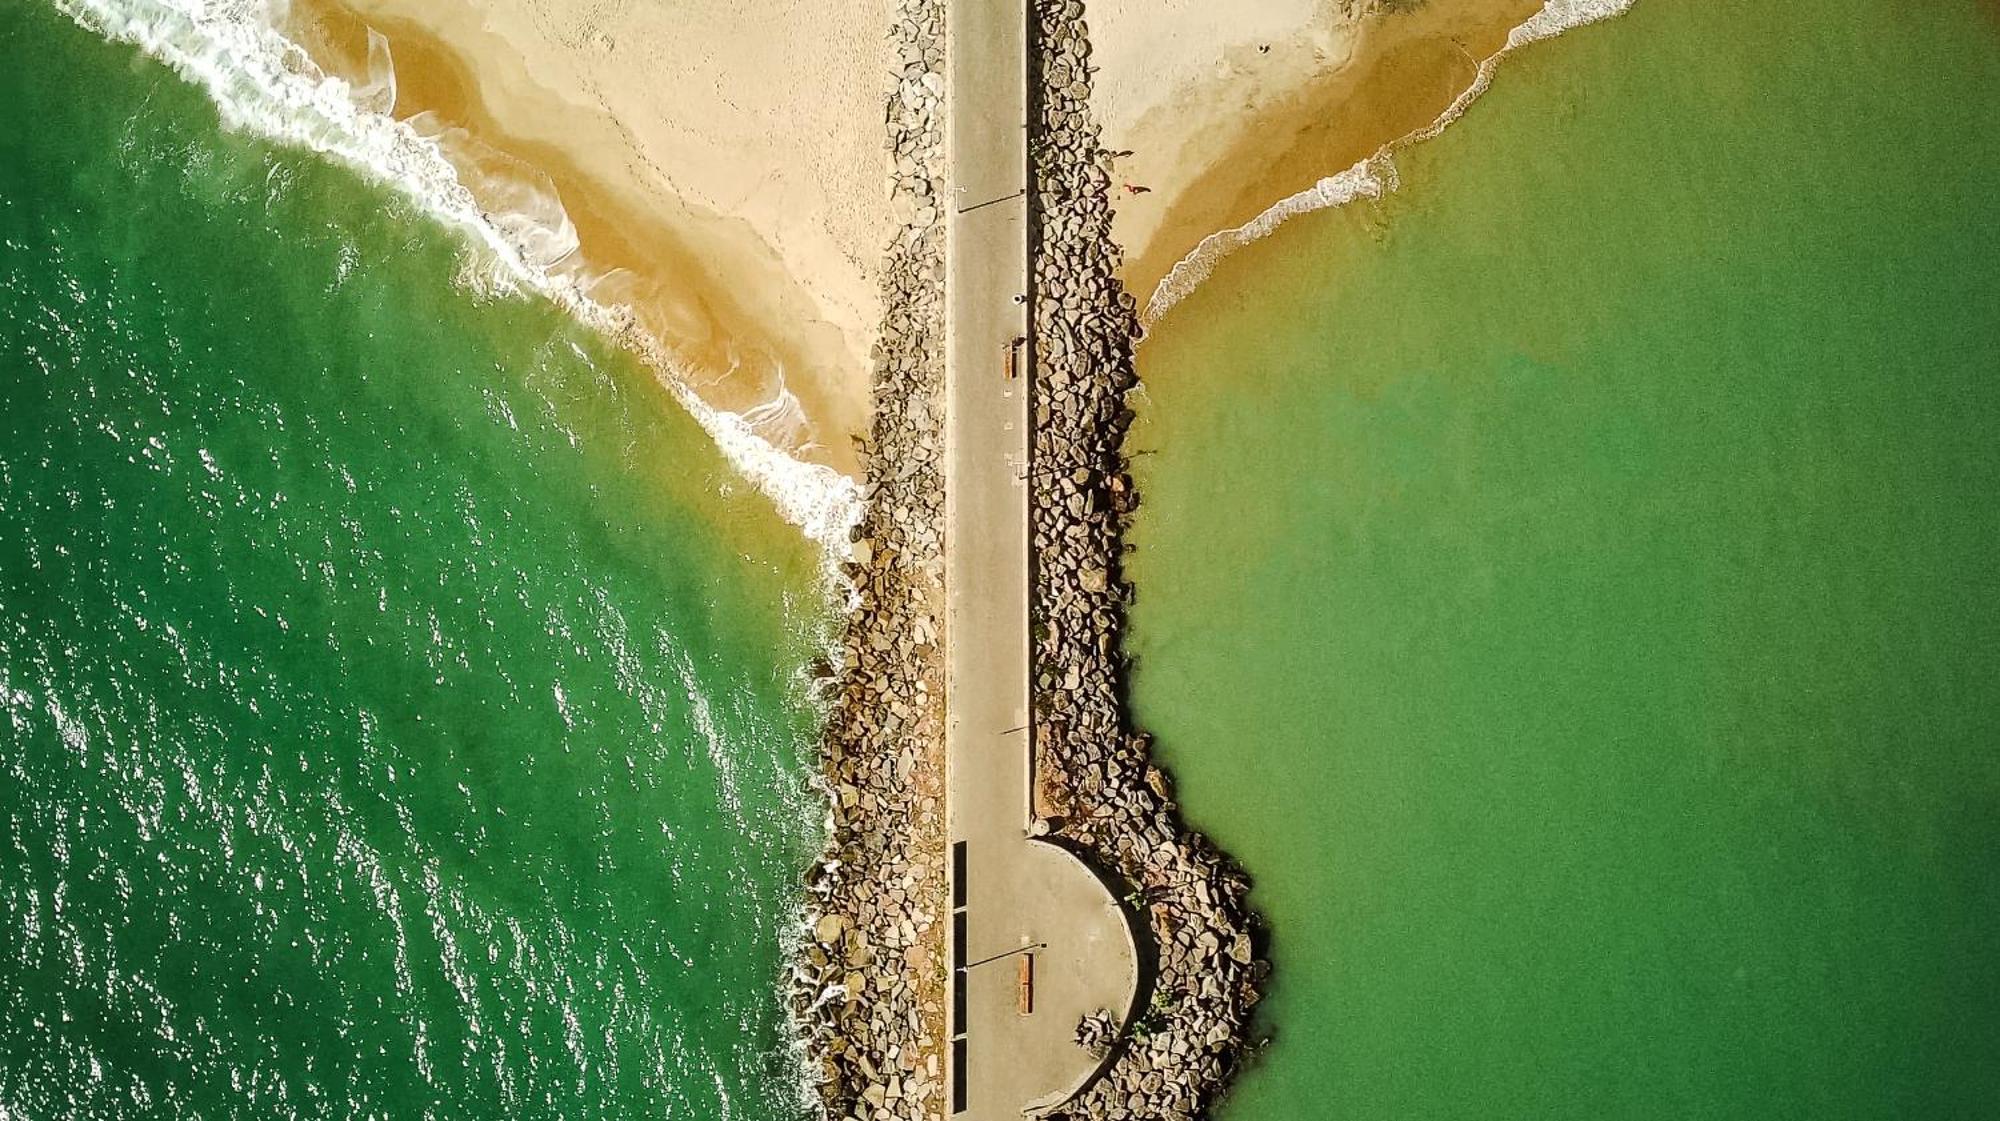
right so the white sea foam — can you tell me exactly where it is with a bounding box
[1144,0,1639,327]
[52,0,861,553]
[350,26,395,117]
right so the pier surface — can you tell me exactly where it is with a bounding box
[941,0,1139,1116]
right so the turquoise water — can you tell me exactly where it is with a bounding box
[0,3,827,1116]
[1128,1,2000,1117]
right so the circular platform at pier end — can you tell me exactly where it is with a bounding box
[951,836,1141,1118]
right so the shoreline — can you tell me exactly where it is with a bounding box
[283,0,895,477]
[78,0,1645,489]
[54,0,867,544]
[1100,0,1543,316]
[1143,0,1640,328]
[194,0,1627,487]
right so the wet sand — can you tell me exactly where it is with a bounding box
[1093,0,1544,314]
[280,0,1558,479]
[287,0,894,476]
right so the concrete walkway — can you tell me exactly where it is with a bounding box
[942,1,1139,1117]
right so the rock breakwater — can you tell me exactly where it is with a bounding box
[791,2,1262,1119]
[788,3,951,1120]
[1025,2,1267,1118]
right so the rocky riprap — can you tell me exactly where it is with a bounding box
[791,1,1263,1119]
[1026,2,1267,1119]
[787,2,951,1119]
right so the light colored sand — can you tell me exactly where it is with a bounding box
[281,0,1552,478]
[1088,0,1350,272]
[1091,0,1546,311]
[288,0,896,475]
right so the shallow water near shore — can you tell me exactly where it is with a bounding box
[0,3,828,1115]
[1128,0,2000,1117]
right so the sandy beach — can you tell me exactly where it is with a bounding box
[286,0,896,476]
[1091,0,1544,315]
[277,0,1553,480]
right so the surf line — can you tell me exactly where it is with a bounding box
[1144,0,1641,328]
[52,0,863,555]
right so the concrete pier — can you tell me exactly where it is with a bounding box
[941,0,1139,1115]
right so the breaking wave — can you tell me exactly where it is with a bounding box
[1144,0,1639,327]
[51,0,862,553]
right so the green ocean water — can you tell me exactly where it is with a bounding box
[0,3,828,1117]
[1128,1,2000,1118]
